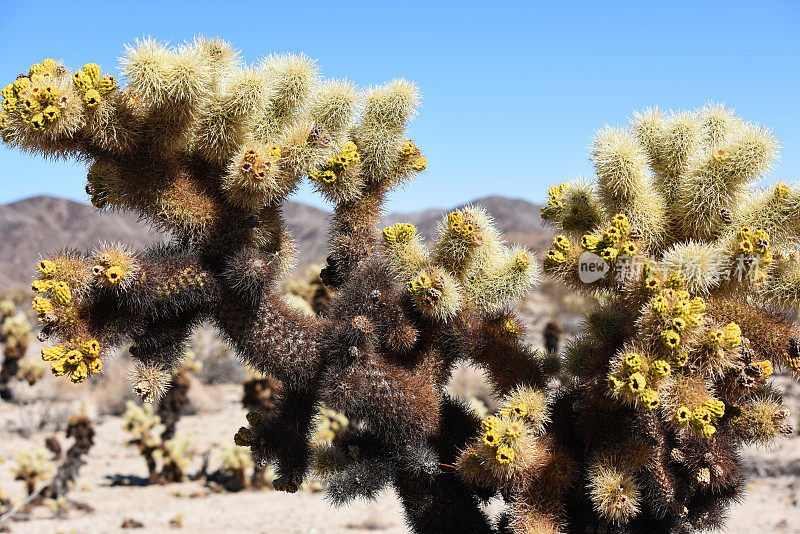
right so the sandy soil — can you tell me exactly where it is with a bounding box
[1,383,800,534]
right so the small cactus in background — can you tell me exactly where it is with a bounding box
[121,401,163,484]
[44,407,96,500]
[0,299,34,400]
[11,447,53,495]
[121,400,194,484]
[219,444,254,490]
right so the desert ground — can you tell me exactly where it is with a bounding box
[1,373,800,534]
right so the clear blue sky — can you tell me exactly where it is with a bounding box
[1,0,798,212]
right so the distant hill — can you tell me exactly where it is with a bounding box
[0,195,550,288]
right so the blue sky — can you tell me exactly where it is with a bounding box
[1,0,798,212]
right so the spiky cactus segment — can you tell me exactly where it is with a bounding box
[522,105,799,531]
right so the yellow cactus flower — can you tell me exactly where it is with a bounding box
[51,359,68,377]
[697,424,716,439]
[553,235,571,253]
[513,251,531,271]
[42,105,60,123]
[689,296,706,314]
[599,247,618,262]
[70,361,89,383]
[72,71,92,93]
[580,234,602,252]
[602,226,622,246]
[1,97,17,113]
[82,63,102,84]
[691,407,712,428]
[38,259,57,277]
[651,294,670,316]
[481,416,502,432]
[12,78,32,95]
[721,322,742,348]
[96,75,117,95]
[411,157,427,171]
[703,399,725,419]
[607,375,624,392]
[619,241,638,256]
[382,226,397,242]
[30,113,46,131]
[610,213,630,233]
[673,352,689,367]
[752,360,773,378]
[81,339,100,358]
[544,249,566,267]
[87,358,102,374]
[507,402,528,418]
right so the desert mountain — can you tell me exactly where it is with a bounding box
[0,195,550,288]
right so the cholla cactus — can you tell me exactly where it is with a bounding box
[155,434,193,483]
[121,401,163,484]
[0,300,33,400]
[44,409,96,499]
[219,444,254,490]
[460,104,796,532]
[11,447,54,495]
[3,38,547,531]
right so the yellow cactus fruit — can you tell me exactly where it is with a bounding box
[660,329,680,349]
[83,89,101,108]
[675,406,691,425]
[639,389,660,410]
[553,235,571,253]
[627,372,646,393]
[495,445,515,465]
[621,352,643,372]
[37,259,57,277]
[96,75,117,95]
[482,428,502,448]
[72,71,92,93]
[41,345,67,362]
[104,265,124,285]
[32,297,53,315]
[752,360,773,378]
[703,399,725,419]
[649,360,671,379]
[81,339,101,358]
[52,281,72,305]
[31,279,55,293]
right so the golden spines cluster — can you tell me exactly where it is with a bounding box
[586,453,642,524]
[91,243,140,289]
[308,141,364,203]
[383,206,539,320]
[457,387,550,488]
